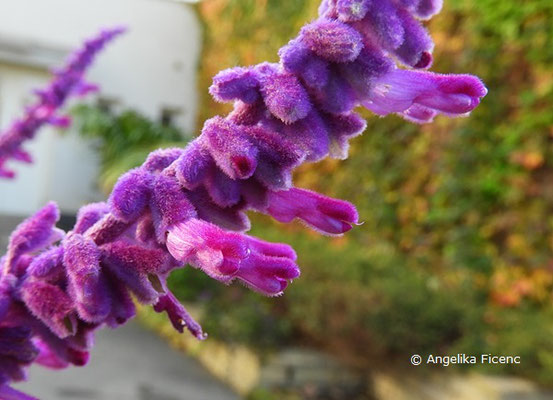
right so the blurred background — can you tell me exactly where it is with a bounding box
[3,0,553,399]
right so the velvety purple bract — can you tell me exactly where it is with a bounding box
[201,117,259,180]
[0,1,487,396]
[63,234,110,323]
[210,67,260,104]
[109,168,153,222]
[5,202,63,275]
[300,19,364,63]
[257,67,312,124]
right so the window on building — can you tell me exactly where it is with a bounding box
[160,106,182,128]
[97,97,120,114]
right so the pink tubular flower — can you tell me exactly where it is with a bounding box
[166,219,299,296]
[0,27,125,179]
[0,1,487,396]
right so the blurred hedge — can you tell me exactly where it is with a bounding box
[167,0,553,384]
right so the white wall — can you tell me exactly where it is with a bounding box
[0,0,202,215]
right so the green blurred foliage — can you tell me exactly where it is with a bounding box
[72,104,188,193]
[182,0,553,385]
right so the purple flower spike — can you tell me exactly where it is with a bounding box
[0,27,125,179]
[0,0,487,390]
[300,20,364,63]
[63,234,110,323]
[265,188,359,235]
[153,292,206,340]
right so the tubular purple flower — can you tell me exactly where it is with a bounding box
[166,219,299,296]
[265,188,359,235]
[234,236,299,297]
[363,69,488,119]
[0,27,125,179]
[166,219,247,281]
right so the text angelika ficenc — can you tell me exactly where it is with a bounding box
[426,354,521,367]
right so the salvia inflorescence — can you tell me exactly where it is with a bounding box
[0,1,486,398]
[0,27,125,179]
